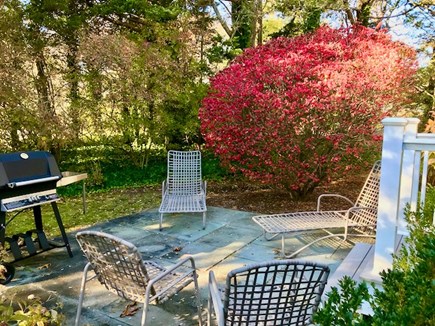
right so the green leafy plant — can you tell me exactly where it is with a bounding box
[313,203,435,325]
[0,244,12,284]
[0,295,64,326]
[314,276,371,325]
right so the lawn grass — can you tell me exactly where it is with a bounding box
[4,186,161,238]
[3,150,229,239]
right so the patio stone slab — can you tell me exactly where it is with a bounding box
[0,206,356,325]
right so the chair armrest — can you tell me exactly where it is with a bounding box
[146,256,198,300]
[203,180,207,195]
[344,206,377,224]
[208,271,225,326]
[151,256,197,284]
[317,194,355,211]
[161,180,167,197]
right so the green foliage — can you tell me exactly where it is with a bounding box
[414,60,435,132]
[57,146,230,196]
[313,198,435,325]
[206,35,243,63]
[369,205,435,325]
[314,277,370,325]
[0,295,64,326]
[271,6,321,38]
[0,0,211,157]
[57,146,168,195]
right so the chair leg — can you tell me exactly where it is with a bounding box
[264,231,279,241]
[159,213,163,231]
[202,212,206,230]
[207,291,212,326]
[141,297,151,326]
[75,263,92,326]
[282,233,351,259]
[193,271,203,326]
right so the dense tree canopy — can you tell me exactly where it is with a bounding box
[0,0,211,164]
[0,0,433,175]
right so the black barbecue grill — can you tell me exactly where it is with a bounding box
[0,151,73,261]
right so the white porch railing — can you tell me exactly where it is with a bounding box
[361,117,435,282]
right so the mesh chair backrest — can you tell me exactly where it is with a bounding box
[352,161,381,230]
[76,231,151,303]
[167,150,203,195]
[224,261,330,325]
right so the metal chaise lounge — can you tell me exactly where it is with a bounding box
[252,161,381,258]
[159,150,207,230]
[208,260,330,325]
[74,231,203,326]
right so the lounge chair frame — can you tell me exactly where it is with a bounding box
[159,150,207,230]
[207,260,330,325]
[74,231,203,326]
[252,161,381,258]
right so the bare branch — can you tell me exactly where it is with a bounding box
[342,0,356,25]
[211,1,232,37]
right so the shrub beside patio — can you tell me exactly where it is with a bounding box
[314,204,435,325]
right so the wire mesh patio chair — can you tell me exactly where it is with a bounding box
[159,150,207,230]
[74,231,203,326]
[252,161,381,258]
[207,260,330,325]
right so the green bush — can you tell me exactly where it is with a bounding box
[57,147,231,196]
[314,203,435,325]
[0,295,64,326]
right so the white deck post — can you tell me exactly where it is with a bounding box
[397,118,420,235]
[362,117,408,282]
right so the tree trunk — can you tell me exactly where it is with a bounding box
[256,0,263,45]
[66,41,82,141]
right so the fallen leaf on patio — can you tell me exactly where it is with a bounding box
[38,263,51,270]
[120,302,139,317]
[173,246,182,252]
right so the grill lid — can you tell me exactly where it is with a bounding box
[0,151,62,189]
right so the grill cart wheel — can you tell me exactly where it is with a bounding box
[0,262,15,285]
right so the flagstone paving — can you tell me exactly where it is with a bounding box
[1,206,356,325]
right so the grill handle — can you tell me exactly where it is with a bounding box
[7,176,61,188]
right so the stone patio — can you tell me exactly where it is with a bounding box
[1,207,357,325]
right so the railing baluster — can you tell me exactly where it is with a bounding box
[420,151,429,207]
[409,151,421,212]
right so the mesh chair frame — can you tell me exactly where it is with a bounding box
[208,260,330,325]
[159,150,207,230]
[252,161,381,258]
[74,231,203,326]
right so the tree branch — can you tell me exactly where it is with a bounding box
[211,1,232,37]
[342,0,356,25]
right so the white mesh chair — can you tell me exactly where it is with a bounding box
[208,260,330,325]
[253,161,381,258]
[75,231,203,326]
[159,150,207,230]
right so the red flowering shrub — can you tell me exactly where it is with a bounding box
[200,26,417,197]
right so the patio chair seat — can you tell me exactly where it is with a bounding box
[253,161,381,258]
[160,193,206,213]
[255,210,356,234]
